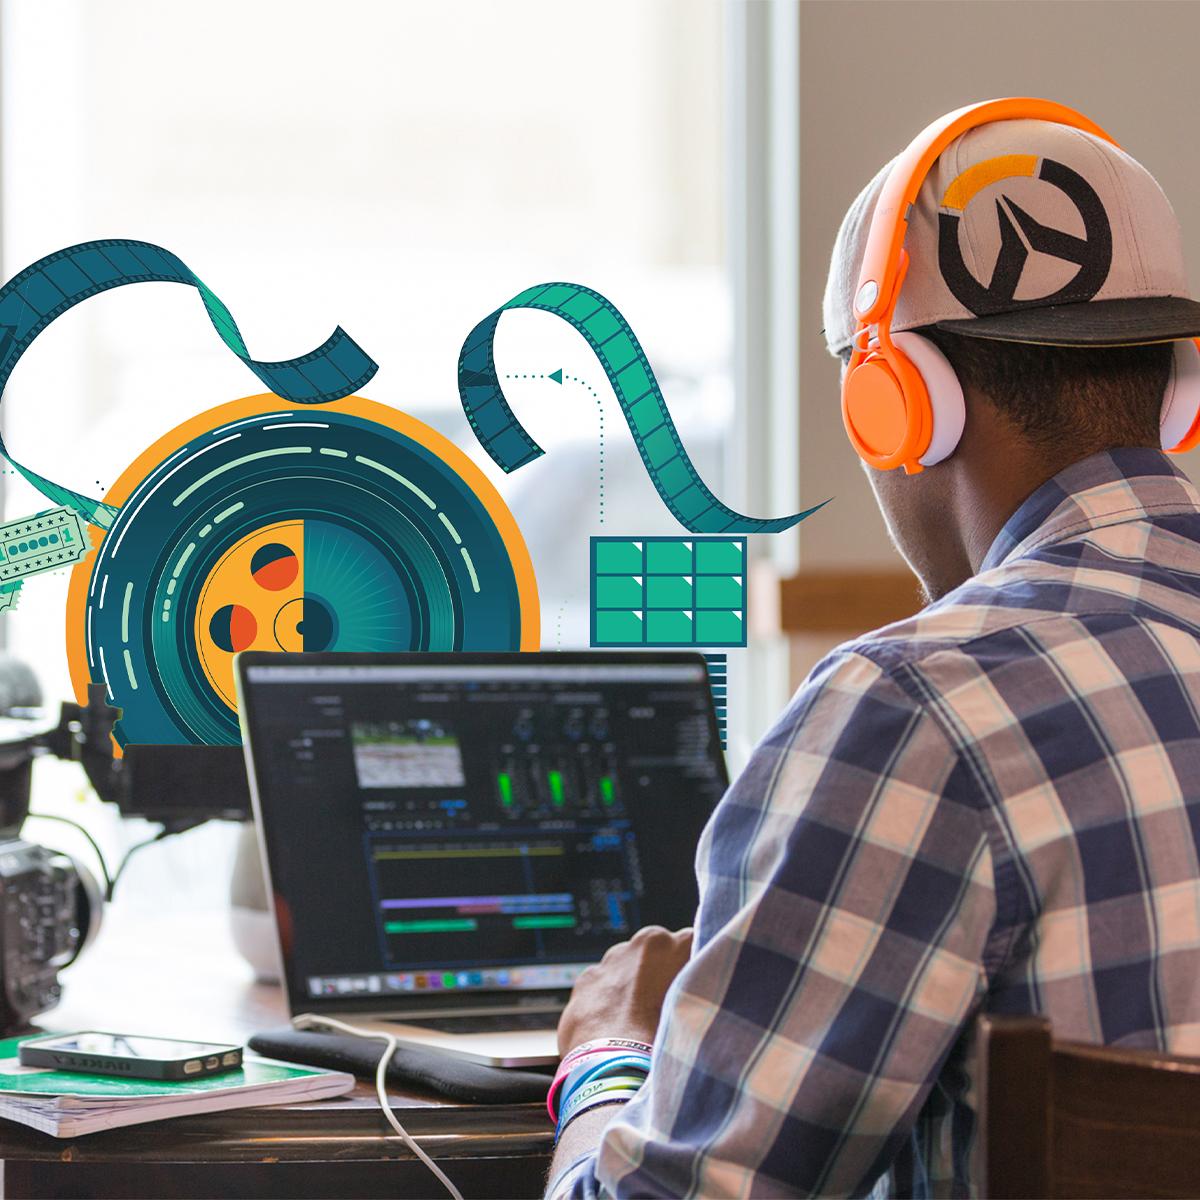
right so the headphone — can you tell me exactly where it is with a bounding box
[841,97,1200,473]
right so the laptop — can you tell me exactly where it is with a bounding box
[236,651,728,1067]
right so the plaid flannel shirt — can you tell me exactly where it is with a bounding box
[550,448,1200,1198]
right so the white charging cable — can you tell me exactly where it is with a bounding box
[291,1013,464,1200]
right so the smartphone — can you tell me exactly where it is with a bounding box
[18,1032,244,1081]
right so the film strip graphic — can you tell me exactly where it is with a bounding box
[704,653,728,749]
[458,282,827,534]
[0,239,378,530]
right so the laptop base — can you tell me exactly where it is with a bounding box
[335,1014,560,1068]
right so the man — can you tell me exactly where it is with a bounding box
[547,109,1200,1197]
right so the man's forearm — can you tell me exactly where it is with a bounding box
[547,926,691,1196]
[545,1104,627,1198]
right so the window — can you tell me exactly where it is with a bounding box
[0,0,737,905]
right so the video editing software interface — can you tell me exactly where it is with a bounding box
[244,659,727,1005]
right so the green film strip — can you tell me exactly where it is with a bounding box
[459,283,827,534]
[0,239,378,530]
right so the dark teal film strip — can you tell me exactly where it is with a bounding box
[0,239,378,528]
[704,653,728,749]
[459,282,827,534]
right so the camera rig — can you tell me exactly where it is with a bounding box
[42,684,252,827]
[0,682,253,1033]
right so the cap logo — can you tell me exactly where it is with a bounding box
[937,155,1112,316]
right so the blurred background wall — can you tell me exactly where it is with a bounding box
[0,0,743,904]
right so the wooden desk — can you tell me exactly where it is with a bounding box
[0,902,553,1199]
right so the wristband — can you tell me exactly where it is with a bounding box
[548,1039,653,1120]
[554,1090,642,1144]
[556,1072,647,1134]
[560,1037,653,1074]
[559,1053,650,1112]
[549,1050,651,1123]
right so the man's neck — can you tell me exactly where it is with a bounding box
[957,445,1067,576]
[956,440,1159,578]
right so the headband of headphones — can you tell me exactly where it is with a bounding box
[851,98,1119,335]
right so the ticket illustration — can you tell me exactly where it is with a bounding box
[0,506,91,588]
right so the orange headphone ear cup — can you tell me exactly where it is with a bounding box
[841,352,912,469]
[841,337,944,471]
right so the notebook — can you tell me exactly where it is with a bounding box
[0,1035,354,1137]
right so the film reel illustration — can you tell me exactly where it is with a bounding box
[0,239,538,747]
[66,395,538,747]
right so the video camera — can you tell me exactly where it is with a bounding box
[0,667,251,1032]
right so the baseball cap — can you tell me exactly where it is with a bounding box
[823,116,1200,356]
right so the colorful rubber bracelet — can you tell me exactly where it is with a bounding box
[560,1038,654,1072]
[554,1091,643,1144]
[557,1073,647,1133]
[556,1044,649,1087]
[549,1039,654,1119]
[559,1083,643,1134]
[548,1050,652,1122]
[557,1053,650,1118]
[566,1053,651,1095]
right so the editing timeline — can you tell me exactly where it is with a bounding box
[369,830,639,966]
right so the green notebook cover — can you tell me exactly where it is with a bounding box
[0,1034,333,1099]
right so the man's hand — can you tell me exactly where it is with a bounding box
[557,925,693,1055]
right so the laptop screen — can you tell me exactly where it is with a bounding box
[237,652,728,1013]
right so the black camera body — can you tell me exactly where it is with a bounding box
[0,685,99,1032]
[0,840,92,1030]
[0,670,251,1033]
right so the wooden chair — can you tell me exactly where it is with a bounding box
[977,1014,1200,1198]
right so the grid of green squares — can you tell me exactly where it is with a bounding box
[591,536,747,647]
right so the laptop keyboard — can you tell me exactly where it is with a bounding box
[394,1010,561,1034]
